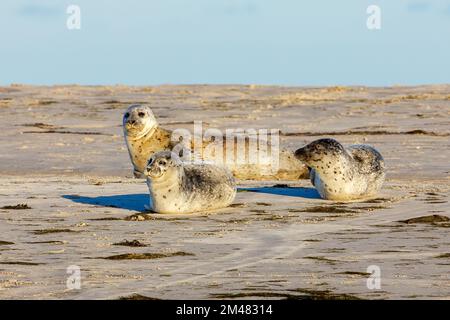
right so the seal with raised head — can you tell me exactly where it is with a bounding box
[144,151,236,214]
[294,138,386,201]
[123,104,308,180]
[123,104,173,178]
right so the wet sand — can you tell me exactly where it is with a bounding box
[0,84,449,299]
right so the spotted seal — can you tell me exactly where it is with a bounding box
[123,104,308,180]
[144,151,236,214]
[294,138,386,200]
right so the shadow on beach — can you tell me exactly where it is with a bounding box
[239,186,321,199]
[63,194,149,212]
[63,186,320,212]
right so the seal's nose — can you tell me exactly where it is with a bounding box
[128,119,136,125]
[294,148,305,159]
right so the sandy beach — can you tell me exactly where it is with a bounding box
[0,84,449,299]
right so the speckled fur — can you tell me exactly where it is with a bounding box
[123,105,173,178]
[295,138,386,201]
[145,151,236,214]
[123,104,309,180]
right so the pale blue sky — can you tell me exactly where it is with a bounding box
[0,0,449,86]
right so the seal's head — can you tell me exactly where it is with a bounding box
[294,138,346,169]
[145,151,182,180]
[123,104,157,139]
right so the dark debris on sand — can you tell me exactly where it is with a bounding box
[211,288,360,300]
[399,215,450,224]
[0,261,44,266]
[1,204,31,210]
[32,228,77,235]
[100,251,194,260]
[112,240,147,247]
[124,214,155,221]
[296,205,359,214]
[118,293,161,300]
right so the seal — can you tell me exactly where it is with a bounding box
[123,104,173,178]
[144,151,236,214]
[294,138,386,201]
[123,104,309,180]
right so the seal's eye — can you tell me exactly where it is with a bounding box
[138,112,145,118]
[148,158,154,166]
[124,112,130,118]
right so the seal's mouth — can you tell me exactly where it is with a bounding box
[125,121,157,140]
[145,166,164,179]
[125,122,145,134]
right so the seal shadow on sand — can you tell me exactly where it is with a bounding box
[63,194,150,212]
[63,187,320,212]
[239,187,321,199]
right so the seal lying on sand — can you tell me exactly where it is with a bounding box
[294,138,386,201]
[145,151,236,214]
[123,104,308,180]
